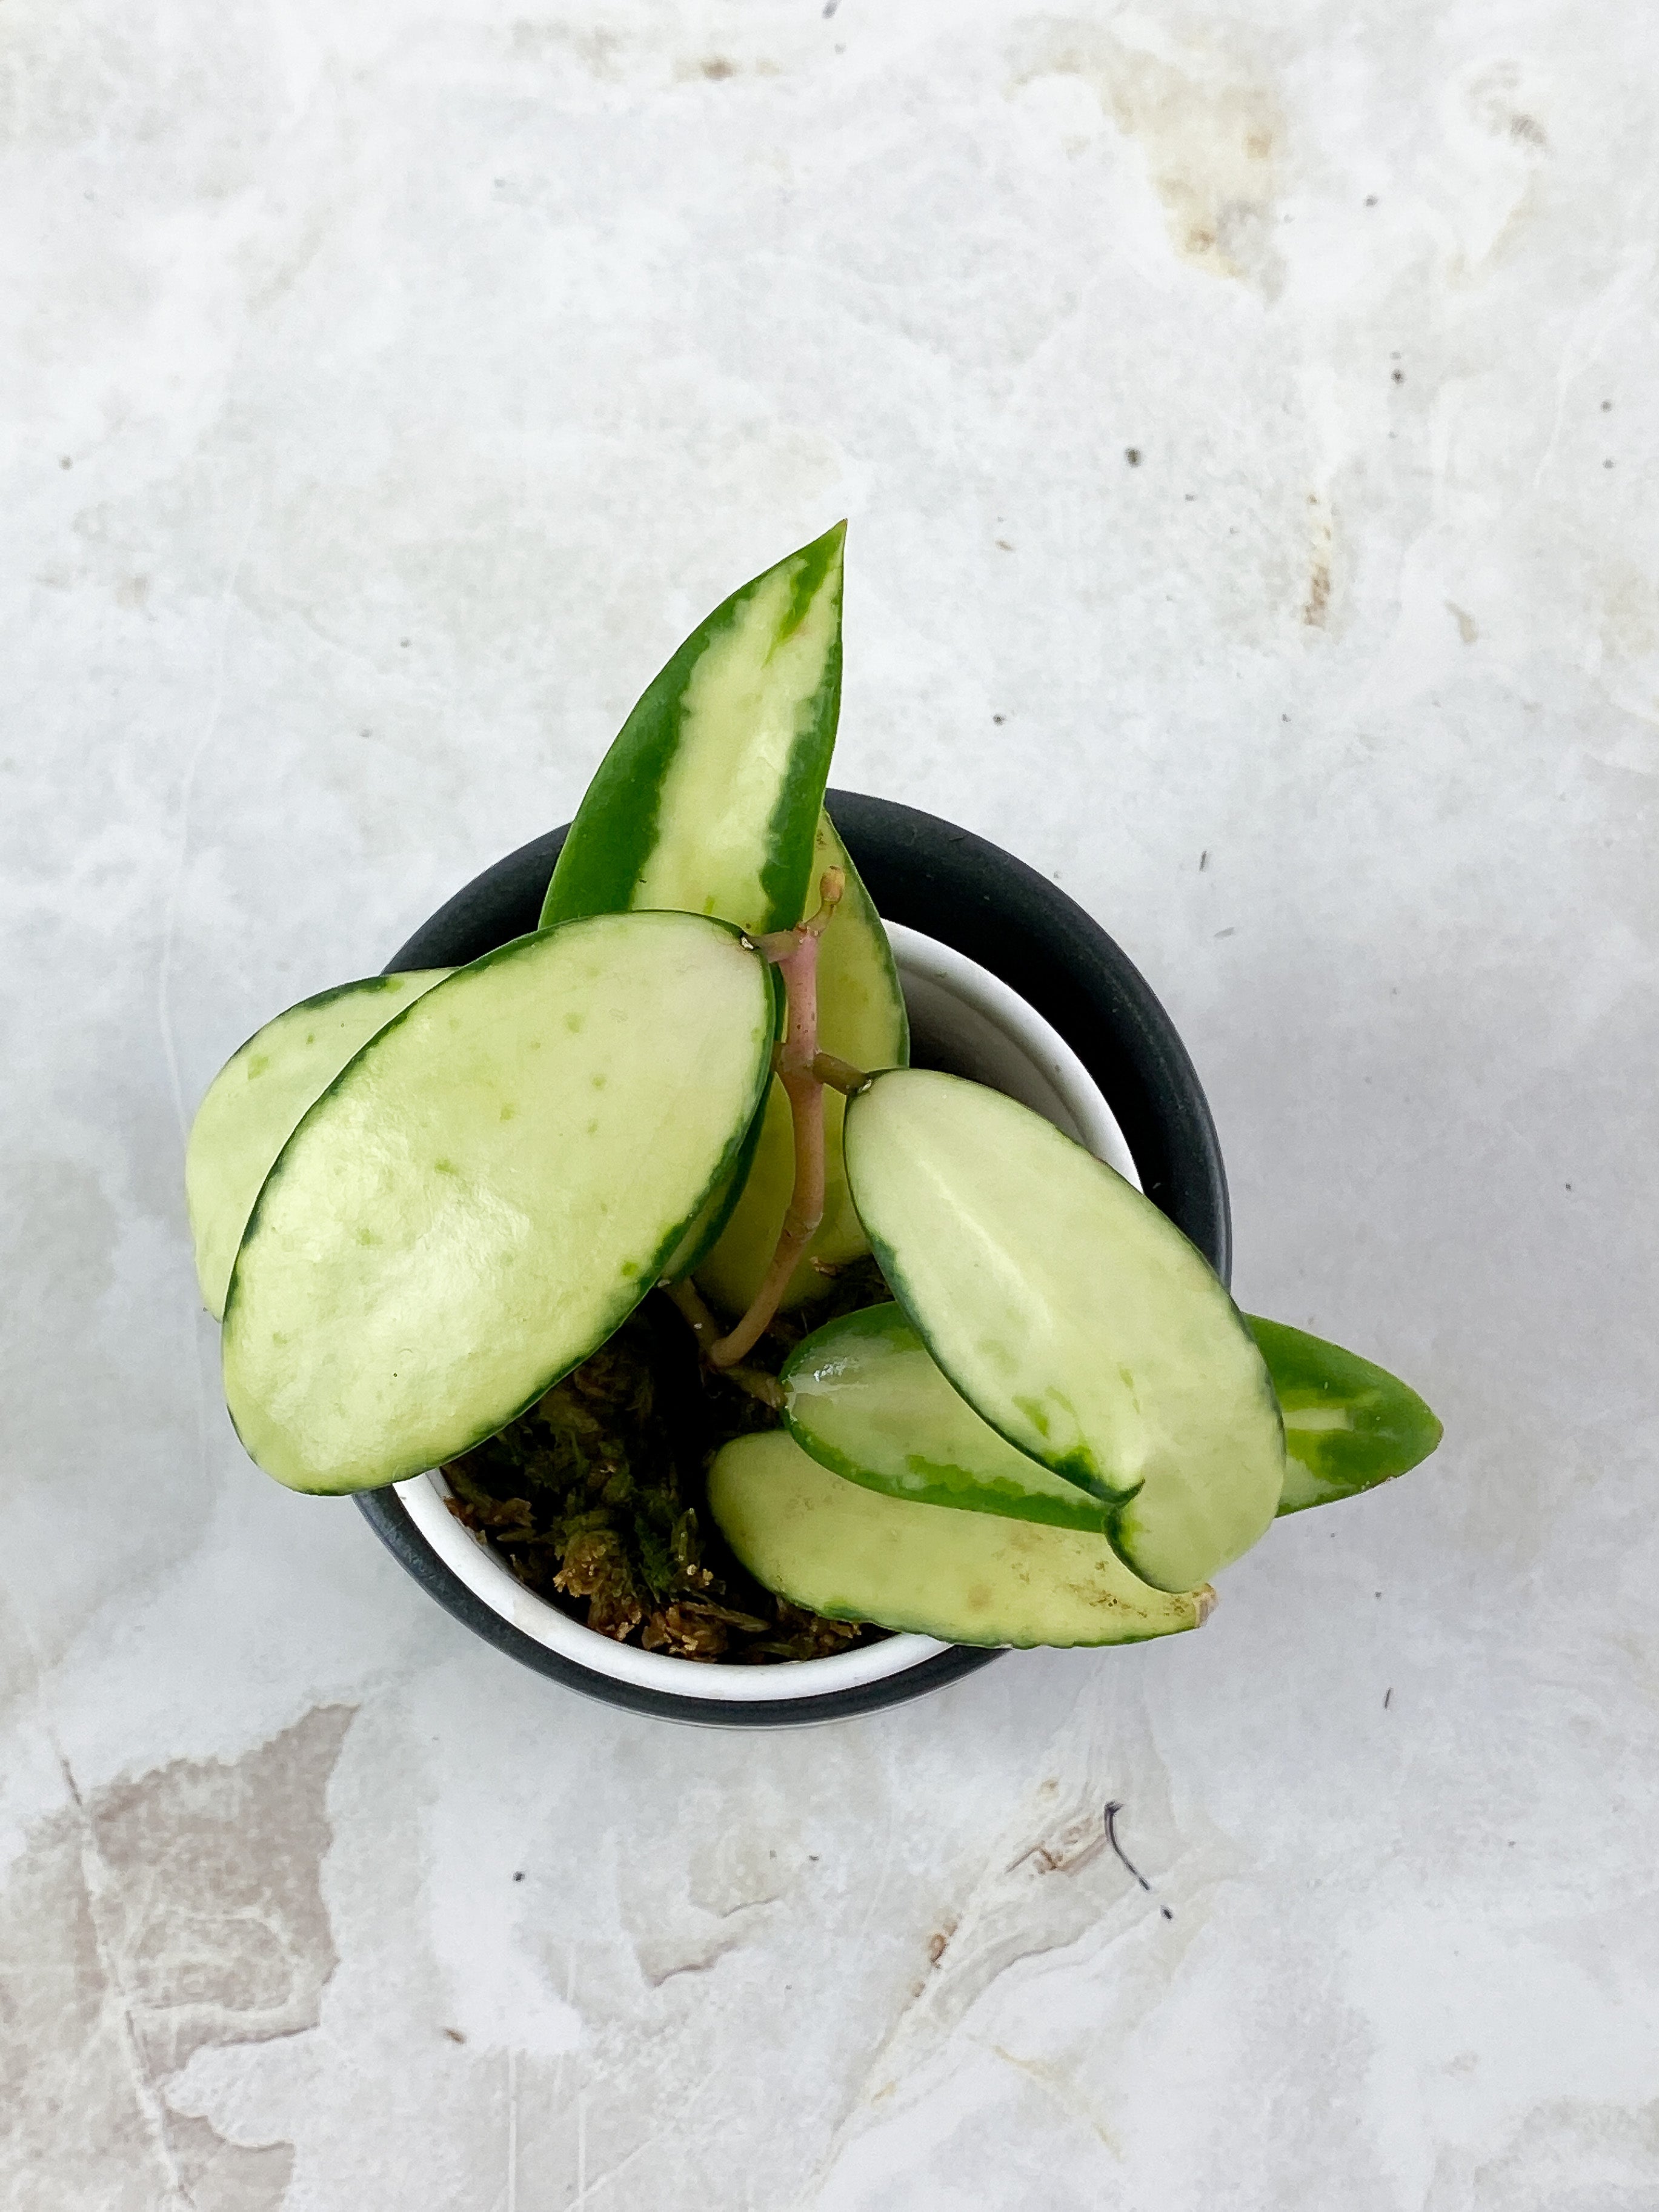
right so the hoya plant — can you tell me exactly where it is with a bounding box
[187,526,1440,1653]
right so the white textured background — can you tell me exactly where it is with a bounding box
[4,4,1657,2207]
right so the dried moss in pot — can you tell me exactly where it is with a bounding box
[441,1261,896,1665]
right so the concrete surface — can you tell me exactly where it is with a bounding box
[3,3,1656,2206]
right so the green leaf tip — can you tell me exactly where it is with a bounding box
[1247,1315,1443,1515]
[540,526,848,940]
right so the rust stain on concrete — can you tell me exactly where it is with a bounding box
[1012,22,1287,296]
[1303,493,1335,629]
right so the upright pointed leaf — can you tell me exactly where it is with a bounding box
[540,524,846,939]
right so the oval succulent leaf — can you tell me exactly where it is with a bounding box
[696,808,909,1310]
[654,1084,771,1282]
[222,912,774,1495]
[708,1429,1214,1647]
[783,1301,1109,1532]
[186,969,453,1321]
[540,523,846,940]
[842,1068,1285,1592]
[1249,1315,1443,1514]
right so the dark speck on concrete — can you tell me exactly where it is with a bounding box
[1392,368,1405,384]
[1125,447,1142,466]
[513,1870,525,1882]
[992,714,1005,724]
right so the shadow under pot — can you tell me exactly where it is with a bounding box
[355,791,1231,1729]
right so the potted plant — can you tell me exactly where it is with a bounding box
[185,528,1440,1727]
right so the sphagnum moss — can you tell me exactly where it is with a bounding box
[442,1260,894,1664]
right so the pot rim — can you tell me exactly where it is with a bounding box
[356,792,1230,1727]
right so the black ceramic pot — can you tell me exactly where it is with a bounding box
[356,792,1231,1727]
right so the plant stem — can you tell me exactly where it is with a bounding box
[660,1278,783,1409]
[706,871,848,1369]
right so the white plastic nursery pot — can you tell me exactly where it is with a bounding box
[356,793,1232,1728]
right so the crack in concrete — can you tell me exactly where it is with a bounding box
[0,1705,356,2211]
[59,1750,199,2211]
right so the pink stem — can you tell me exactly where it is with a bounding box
[662,1278,783,1407]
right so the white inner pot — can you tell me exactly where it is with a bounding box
[396,922,1140,1704]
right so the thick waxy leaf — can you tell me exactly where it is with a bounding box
[224,912,774,1495]
[1249,1316,1443,1514]
[186,970,451,1321]
[654,1097,770,1283]
[842,1069,1285,1592]
[708,1429,1214,1647]
[540,524,846,940]
[783,1302,1108,1532]
[788,1302,1443,1536]
[696,810,909,1310]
